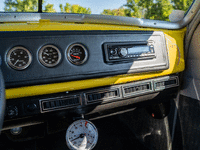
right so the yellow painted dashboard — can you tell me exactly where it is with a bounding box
[2,20,186,99]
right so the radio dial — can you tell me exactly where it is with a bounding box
[110,49,117,55]
[118,48,128,57]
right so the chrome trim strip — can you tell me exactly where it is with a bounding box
[0,13,41,22]
[0,0,199,29]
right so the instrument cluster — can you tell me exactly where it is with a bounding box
[2,31,169,88]
[6,43,88,70]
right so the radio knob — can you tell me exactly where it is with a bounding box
[118,48,128,57]
[7,106,18,118]
[110,49,117,55]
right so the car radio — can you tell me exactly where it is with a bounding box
[103,41,156,63]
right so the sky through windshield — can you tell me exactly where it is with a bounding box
[0,0,194,21]
[0,0,127,14]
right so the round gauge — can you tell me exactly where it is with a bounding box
[67,44,88,65]
[38,45,61,67]
[66,119,98,150]
[7,46,32,70]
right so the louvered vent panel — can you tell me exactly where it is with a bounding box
[124,83,151,94]
[40,96,81,113]
[154,77,179,91]
[123,82,153,98]
[86,89,120,104]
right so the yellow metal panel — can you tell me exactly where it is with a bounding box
[2,22,186,99]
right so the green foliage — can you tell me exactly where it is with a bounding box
[44,3,56,13]
[102,0,174,20]
[149,0,173,21]
[125,0,173,21]
[125,0,143,18]
[4,0,56,13]
[125,0,193,21]
[172,0,193,11]
[4,0,38,12]
[59,4,63,13]
[101,7,131,17]
[59,3,91,14]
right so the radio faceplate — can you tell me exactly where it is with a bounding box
[103,41,156,63]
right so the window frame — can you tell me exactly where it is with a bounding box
[0,0,199,29]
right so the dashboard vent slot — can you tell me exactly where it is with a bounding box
[124,84,151,94]
[154,76,179,91]
[85,88,120,104]
[40,95,81,113]
[122,82,153,98]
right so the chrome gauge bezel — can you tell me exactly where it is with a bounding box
[38,45,61,67]
[6,46,32,70]
[67,43,88,65]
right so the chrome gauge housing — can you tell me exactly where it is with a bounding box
[38,45,61,67]
[67,43,88,65]
[6,46,32,70]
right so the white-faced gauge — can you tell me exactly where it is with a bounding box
[66,119,98,150]
[7,46,32,70]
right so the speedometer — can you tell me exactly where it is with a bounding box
[67,44,88,65]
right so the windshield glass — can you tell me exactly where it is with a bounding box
[0,0,194,21]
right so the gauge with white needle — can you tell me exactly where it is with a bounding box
[66,120,98,150]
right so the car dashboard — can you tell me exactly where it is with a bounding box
[0,21,185,143]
